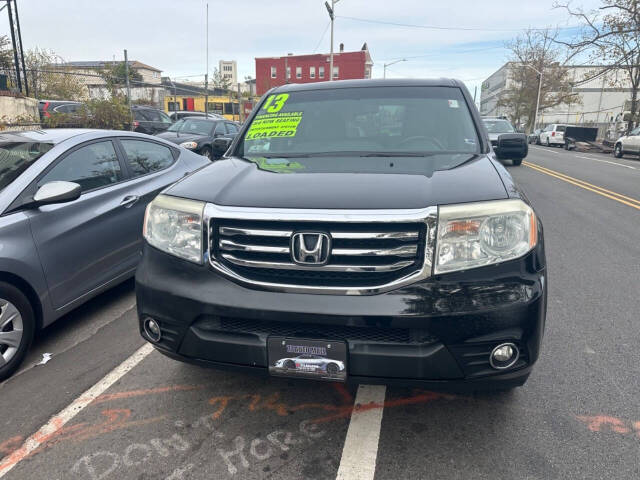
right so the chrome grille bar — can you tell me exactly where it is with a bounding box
[221,254,414,272]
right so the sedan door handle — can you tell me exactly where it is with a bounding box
[120,195,139,208]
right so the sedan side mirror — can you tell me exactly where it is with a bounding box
[32,181,81,207]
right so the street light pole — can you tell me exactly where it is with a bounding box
[383,58,406,79]
[325,0,340,81]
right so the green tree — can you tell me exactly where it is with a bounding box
[210,67,231,90]
[0,35,12,72]
[101,62,142,96]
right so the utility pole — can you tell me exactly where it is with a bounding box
[205,2,209,115]
[6,0,22,93]
[13,0,27,95]
[383,58,406,79]
[205,73,209,116]
[238,81,242,122]
[325,0,339,81]
[124,49,132,129]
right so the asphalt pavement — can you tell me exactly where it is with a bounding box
[1,146,639,480]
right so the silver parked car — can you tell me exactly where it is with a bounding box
[0,129,209,380]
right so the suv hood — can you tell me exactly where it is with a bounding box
[165,155,508,209]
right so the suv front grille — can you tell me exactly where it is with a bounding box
[210,219,426,287]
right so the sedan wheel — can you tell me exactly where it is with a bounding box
[326,363,339,375]
[0,300,23,367]
[200,147,212,160]
[614,144,623,158]
[0,282,35,381]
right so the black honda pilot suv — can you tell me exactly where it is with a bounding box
[137,79,546,390]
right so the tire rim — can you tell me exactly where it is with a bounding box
[0,299,23,367]
[616,145,621,155]
[203,150,211,159]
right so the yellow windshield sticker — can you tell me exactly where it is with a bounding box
[261,93,289,113]
[245,112,303,140]
[251,157,305,173]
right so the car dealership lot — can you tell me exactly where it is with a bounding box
[1,147,639,480]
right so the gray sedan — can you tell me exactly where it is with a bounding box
[0,129,209,380]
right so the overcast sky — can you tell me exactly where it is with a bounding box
[13,0,602,97]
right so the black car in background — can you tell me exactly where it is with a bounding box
[167,111,225,122]
[482,117,528,166]
[155,117,239,159]
[38,100,83,121]
[132,105,173,135]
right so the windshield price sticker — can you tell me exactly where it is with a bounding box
[245,112,303,140]
[448,99,459,108]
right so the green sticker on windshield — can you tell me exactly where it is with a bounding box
[261,93,289,113]
[245,112,303,140]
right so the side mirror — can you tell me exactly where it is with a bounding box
[213,137,232,150]
[32,181,81,207]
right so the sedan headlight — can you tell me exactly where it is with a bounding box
[143,195,205,263]
[180,141,198,150]
[435,199,537,274]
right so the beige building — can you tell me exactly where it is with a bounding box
[219,60,237,87]
[480,62,635,127]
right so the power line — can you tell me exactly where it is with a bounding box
[313,21,331,53]
[338,15,580,33]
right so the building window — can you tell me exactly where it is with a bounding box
[286,66,291,79]
[310,67,316,79]
[332,66,339,79]
[319,66,325,79]
[365,67,371,79]
[271,66,276,78]
[296,67,302,79]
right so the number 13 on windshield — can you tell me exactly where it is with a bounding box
[262,94,289,113]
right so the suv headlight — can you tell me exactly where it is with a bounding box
[434,199,537,274]
[143,195,205,263]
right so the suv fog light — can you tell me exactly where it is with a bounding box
[143,317,162,343]
[490,343,519,370]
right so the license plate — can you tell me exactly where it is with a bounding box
[267,337,347,382]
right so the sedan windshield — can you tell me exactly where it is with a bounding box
[0,141,54,192]
[238,86,480,161]
[167,119,214,136]
[483,119,515,134]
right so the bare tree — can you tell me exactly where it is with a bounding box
[26,48,87,100]
[555,0,640,134]
[0,36,12,72]
[498,29,581,131]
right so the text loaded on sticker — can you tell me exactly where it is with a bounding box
[245,112,303,140]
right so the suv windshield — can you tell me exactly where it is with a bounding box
[0,141,54,192]
[239,86,480,159]
[168,119,214,135]
[483,119,515,134]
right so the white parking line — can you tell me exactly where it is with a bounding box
[0,343,154,477]
[336,384,387,480]
[575,155,637,169]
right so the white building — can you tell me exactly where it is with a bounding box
[219,60,237,87]
[480,63,635,127]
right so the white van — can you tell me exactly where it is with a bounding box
[539,124,571,147]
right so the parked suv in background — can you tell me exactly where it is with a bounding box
[132,106,173,135]
[482,117,528,166]
[38,100,83,121]
[613,126,640,158]
[137,79,546,391]
[156,117,239,159]
[0,129,209,380]
[539,124,570,147]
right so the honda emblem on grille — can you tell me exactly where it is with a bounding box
[291,232,331,265]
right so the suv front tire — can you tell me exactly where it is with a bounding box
[614,143,624,158]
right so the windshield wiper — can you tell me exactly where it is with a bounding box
[358,152,436,157]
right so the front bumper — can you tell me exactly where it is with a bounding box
[136,242,546,390]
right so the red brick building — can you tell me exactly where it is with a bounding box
[255,43,373,96]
